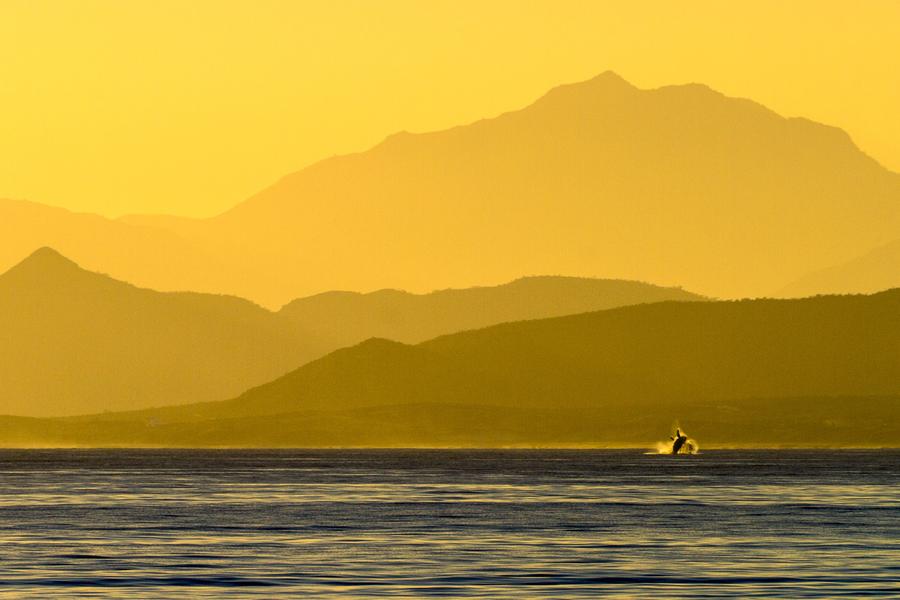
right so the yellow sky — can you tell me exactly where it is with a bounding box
[1,0,898,217]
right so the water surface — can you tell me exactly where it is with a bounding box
[0,450,897,598]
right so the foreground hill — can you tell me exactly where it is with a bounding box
[1,396,895,448]
[0,248,325,416]
[6,290,898,446]
[127,71,900,304]
[280,276,703,347]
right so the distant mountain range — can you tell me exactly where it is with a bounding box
[5,72,900,305]
[0,198,244,298]
[5,289,898,447]
[0,248,698,417]
[127,71,900,303]
[2,72,898,444]
[0,247,327,417]
[279,276,702,348]
[780,237,900,298]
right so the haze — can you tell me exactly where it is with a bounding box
[1,0,898,217]
[0,2,898,449]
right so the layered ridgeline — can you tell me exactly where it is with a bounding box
[0,248,326,417]
[6,290,898,447]
[0,248,697,417]
[280,276,702,347]
[781,237,900,298]
[120,71,900,305]
[11,72,896,307]
[0,198,249,298]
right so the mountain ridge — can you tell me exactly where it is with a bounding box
[19,288,895,447]
[0,247,325,416]
[6,72,900,304]
[181,71,900,302]
[0,248,711,416]
[781,238,900,297]
[279,275,704,347]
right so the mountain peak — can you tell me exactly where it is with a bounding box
[11,247,80,273]
[529,70,638,110]
[589,70,633,86]
[27,246,73,261]
[548,70,636,93]
[0,247,110,291]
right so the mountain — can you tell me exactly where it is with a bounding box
[8,290,899,446]
[781,238,900,297]
[124,71,900,305]
[195,290,900,419]
[0,198,262,299]
[279,276,704,348]
[0,249,706,417]
[0,248,326,417]
[10,73,899,305]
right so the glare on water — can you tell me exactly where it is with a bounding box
[0,450,897,598]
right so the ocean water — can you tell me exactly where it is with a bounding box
[0,450,897,598]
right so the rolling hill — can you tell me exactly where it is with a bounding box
[6,290,898,446]
[279,276,703,348]
[0,247,325,416]
[0,249,703,417]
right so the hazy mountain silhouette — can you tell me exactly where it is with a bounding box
[0,247,327,416]
[0,198,265,299]
[7,73,898,305]
[122,71,900,305]
[781,238,900,297]
[202,290,900,419]
[7,290,898,446]
[280,276,703,348]
[0,248,708,417]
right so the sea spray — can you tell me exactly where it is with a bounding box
[654,424,699,454]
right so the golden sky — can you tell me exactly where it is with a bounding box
[1,0,898,217]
